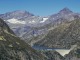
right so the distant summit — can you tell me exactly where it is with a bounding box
[0,10,34,20]
[59,7,73,14]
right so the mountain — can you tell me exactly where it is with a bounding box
[64,44,80,60]
[0,10,34,20]
[1,8,80,60]
[0,18,66,60]
[0,8,80,47]
[48,7,79,24]
[20,7,80,39]
[40,50,64,60]
[20,8,80,46]
[0,18,48,60]
[0,10,49,37]
[59,7,73,14]
[33,18,80,49]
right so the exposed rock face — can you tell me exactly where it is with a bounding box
[0,18,47,60]
[59,7,73,14]
[18,8,80,46]
[0,10,34,20]
[34,18,80,49]
[41,51,64,60]
[64,44,80,60]
[0,8,80,44]
[0,18,65,60]
[0,8,80,60]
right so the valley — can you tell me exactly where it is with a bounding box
[0,7,80,60]
[32,45,77,57]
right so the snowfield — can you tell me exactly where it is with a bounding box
[40,18,48,23]
[7,18,26,24]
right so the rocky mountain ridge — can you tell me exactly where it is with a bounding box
[0,8,80,60]
[0,18,47,60]
[0,7,80,46]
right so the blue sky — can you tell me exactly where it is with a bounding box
[0,0,80,16]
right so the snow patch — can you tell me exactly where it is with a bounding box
[7,18,26,24]
[29,20,36,23]
[40,18,48,23]
[4,20,6,21]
